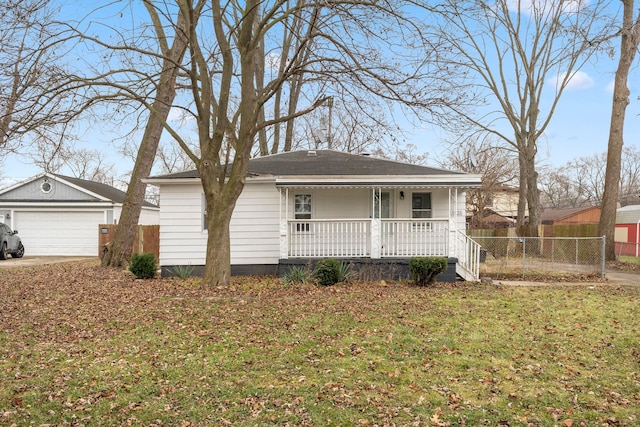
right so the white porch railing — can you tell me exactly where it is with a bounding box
[452,230,481,281]
[380,219,449,257]
[288,219,371,257]
[286,218,450,259]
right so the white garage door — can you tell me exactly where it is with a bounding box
[14,211,105,256]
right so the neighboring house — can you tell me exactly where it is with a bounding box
[469,208,517,229]
[0,173,159,256]
[487,185,522,219]
[540,206,601,225]
[146,150,483,281]
[615,205,640,257]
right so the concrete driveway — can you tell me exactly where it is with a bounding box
[0,256,98,268]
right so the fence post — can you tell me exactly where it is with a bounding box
[521,237,526,279]
[601,236,606,278]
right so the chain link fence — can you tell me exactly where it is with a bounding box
[615,241,640,258]
[470,236,606,279]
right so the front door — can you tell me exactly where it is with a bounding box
[373,191,393,218]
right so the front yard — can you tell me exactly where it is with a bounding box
[1,261,638,426]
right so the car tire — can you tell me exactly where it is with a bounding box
[12,243,24,259]
[0,242,6,260]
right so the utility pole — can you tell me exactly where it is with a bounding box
[327,96,333,149]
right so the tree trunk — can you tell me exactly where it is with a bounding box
[516,142,528,234]
[599,0,640,261]
[102,12,189,268]
[524,144,540,238]
[202,194,235,286]
[101,115,165,268]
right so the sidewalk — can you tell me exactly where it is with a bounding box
[497,269,640,287]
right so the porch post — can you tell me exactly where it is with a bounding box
[279,188,289,259]
[449,187,456,257]
[371,187,381,258]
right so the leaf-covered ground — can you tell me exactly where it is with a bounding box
[1,260,639,426]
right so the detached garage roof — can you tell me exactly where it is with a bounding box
[0,173,157,207]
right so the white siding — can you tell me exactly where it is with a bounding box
[113,206,160,225]
[289,189,370,219]
[158,181,280,266]
[158,183,208,266]
[230,182,280,264]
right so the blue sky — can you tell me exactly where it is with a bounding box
[408,59,640,169]
[2,1,639,184]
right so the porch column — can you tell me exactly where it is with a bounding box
[370,187,381,259]
[279,188,288,259]
[448,187,458,258]
[371,218,381,259]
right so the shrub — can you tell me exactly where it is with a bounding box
[338,261,353,283]
[170,264,195,280]
[282,265,309,286]
[409,257,447,286]
[129,253,157,279]
[313,258,342,286]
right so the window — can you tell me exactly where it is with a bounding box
[412,192,432,219]
[294,194,312,231]
[202,194,207,231]
[41,180,52,193]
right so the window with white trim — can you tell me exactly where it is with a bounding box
[294,194,312,232]
[412,192,432,219]
[202,194,207,231]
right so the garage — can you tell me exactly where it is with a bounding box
[13,210,106,256]
[0,173,159,257]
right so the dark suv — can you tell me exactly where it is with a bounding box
[0,223,24,260]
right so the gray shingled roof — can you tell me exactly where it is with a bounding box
[616,205,640,224]
[54,174,158,208]
[151,150,466,180]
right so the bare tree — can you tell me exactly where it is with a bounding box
[155,0,445,286]
[539,154,607,208]
[30,140,117,184]
[441,137,518,228]
[0,0,88,157]
[95,2,194,268]
[541,146,640,209]
[429,0,614,237]
[600,0,640,260]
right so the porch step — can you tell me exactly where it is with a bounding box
[456,262,479,282]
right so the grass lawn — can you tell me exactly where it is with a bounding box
[1,261,639,426]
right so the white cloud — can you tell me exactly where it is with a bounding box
[506,0,587,15]
[605,79,616,94]
[547,70,595,91]
[167,106,194,126]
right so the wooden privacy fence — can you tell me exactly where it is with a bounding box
[98,224,160,260]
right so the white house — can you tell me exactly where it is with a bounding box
[0,173,159,256]
[146,150,483,281]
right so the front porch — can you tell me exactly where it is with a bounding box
[278,216,480,281]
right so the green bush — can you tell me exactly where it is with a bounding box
[313,258,342,286]
[129,253,157,279]
[409,257,447,286]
